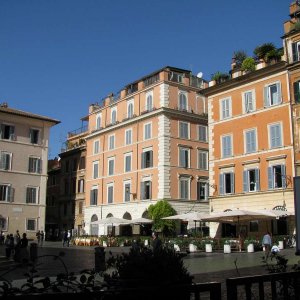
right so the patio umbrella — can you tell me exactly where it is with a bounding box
[129,217,153,224]
[162,211,207,222]
[253,209,294,219]
[201,209,270,224]
[162,211,208,233]
[91,216,130,226]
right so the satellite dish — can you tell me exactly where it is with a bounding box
[197,72,203,78]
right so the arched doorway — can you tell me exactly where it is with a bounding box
[272,206,288,235]
[121,212,132,236]
[90,214,99,236]
[141,210,152,236]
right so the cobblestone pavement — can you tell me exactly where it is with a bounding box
[0,241,299,290]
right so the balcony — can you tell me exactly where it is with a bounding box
[122,113,137,122]
[68,125,88,137]
[141,106,157,115]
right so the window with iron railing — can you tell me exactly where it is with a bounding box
[144,74,159,87]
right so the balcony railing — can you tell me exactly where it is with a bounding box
[68,125,88,137]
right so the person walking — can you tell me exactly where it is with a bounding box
[262,231,272,259]
[40,230,44,247]
[67,230,71,247]
[62,230,68,247]
[151,231,162,253]
[36,230,41,245]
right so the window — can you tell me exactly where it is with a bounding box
[93,140,100,154]
[108,157,115,176]
[78,178,84,193]
[268,165,286,189]
[250,221,259,232]
[179,177,190,199]
[124,181,131,202]
[222,135,232,158]
[146,91,153,111]
[294,81,300,103]
[72,158,77,172]
[197,181,208,200]
[79,156,85,170]
[0,184,13,202]
[144,123,152,140]
[0,151,11,170]
[65,161,70,173]
[108,135,115,150]
[141,150,153,168]
[28,157,42,173]
[92,161,99,179]
[269,123,282,148]
[243,90,255,113]
[0,124,15,140]
[179,122,189,139]
[107,183,114,203]
[79,201,83,214]
[179,147,190,168]
[144,74,159,87]
[127,100,134,118]
[179,92,188,111]
[219,172,234,195]
[264,82,282,106]
[245,129,257,153]
[198,125,208,142]
[0,217,8,231]
[125,129,132,145]
[64,179,70,195]
[220,98,231,119]
[198,150,208,170]
[292,41,300,62]
[26,187,38,204]
[111,107,117,124]
[29,129,39,144]
[243,169,260,192]
[26,219,36,231]
[96,113,102,130]
[124,153,132,172]
[71,177,76,194]
[141,180,152,200]
[169,71,183,83]
[90,186,98,205]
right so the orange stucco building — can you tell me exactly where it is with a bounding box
[83,67,209,235]
[201,2,300,238]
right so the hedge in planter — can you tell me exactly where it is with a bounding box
[103,247,193,299]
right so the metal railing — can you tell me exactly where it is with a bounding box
[68,125,88,137]
[226,271,300,300]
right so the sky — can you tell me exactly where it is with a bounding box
[0,0,291,158]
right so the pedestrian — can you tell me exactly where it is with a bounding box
[62,230,68,247]
[0,231,4,245]
[19,233,29,263]
[5,234,14,259]
[67,230,71,247]
[40,230,44,247]
[36,230,41,245]
[14,230,21,246]
[151,231,162,253]
[262,231,272,259]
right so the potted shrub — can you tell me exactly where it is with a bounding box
[223,240,231,254]
[244,239,255,253]
[254,43,276,63]
[203,239,214,253]
[103,247,193,299]
[211,71,230,84]
[241,57,256,73]
[188,240,198,253]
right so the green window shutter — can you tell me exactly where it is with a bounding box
[294,81,300,103]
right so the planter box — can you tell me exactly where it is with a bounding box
[189,244,197,253]
[278,241,284,250]
[224,244,231,254]
[247,243,254,253]
[205,244,212,253]
[174,244,180,252]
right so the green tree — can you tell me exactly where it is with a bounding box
[148,200,176,236]
[233,50,247,68]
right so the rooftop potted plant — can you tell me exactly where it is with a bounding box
[241,57,256,73]
[211,71,230,84]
